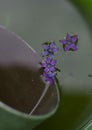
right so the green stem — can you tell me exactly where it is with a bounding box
[54,76,63,103]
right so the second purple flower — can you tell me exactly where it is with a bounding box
[42,42,59,57]
[59,33,78,51]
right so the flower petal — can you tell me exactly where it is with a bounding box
[51,59,56,65]
[66,33,71,40]
[64,45,70,51]
[41,63,47,67]
[42,72,54,85]
[50,42,55,48]
[70,44,77,51]
[42,51,48,56]
[46,57,51,63]
[53,47,59,53]
[44,67,49,73]
[42,44,48,50]
[45,77,54,85]
[72,36,77,43]
[59,39,66,44]
[48,72,55,77]
[48,54,53,59]
[50,66,55,72]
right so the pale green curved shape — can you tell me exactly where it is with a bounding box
[0,84,59,130]
[0,26,60,130]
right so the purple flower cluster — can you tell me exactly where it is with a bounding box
[40,33,78,85]
[40,42,59,85]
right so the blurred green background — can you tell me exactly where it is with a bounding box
[0,0,92,129]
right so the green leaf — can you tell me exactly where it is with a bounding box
[69,0,92,29]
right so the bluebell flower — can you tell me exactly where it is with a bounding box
[42,42,59,57]
[59,33,78,51]
[42,72,55,85]
[40,57,56,73]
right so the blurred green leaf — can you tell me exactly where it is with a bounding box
[70,0,92,29]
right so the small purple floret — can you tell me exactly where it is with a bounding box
[40,57,56,73]
[42,42,59,57]
[40,57,57,85]
[42,72,55,85]
[59,33,78,51]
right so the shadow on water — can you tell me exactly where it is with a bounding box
[0,65,58,116]
[34,91,89,130]
[0,65,45,113]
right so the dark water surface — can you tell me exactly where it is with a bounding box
[0,66,43,113]
[0,65,58,115]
